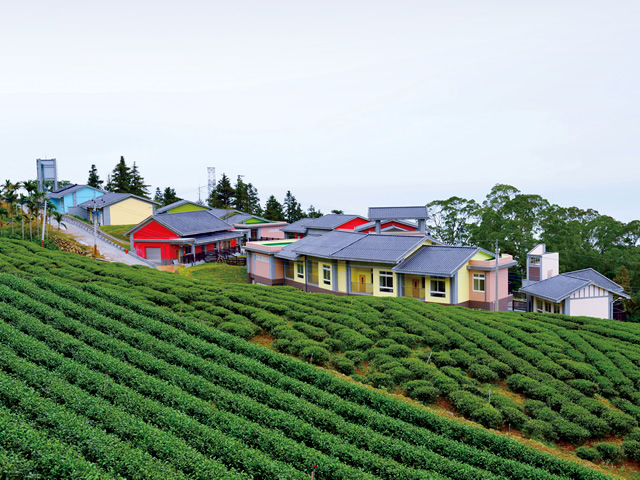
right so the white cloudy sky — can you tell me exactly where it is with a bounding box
[1,0,639,221]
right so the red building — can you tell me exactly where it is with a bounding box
[126,210,244,265]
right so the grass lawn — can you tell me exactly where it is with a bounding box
[177,262,247,283]
[100,224,135,250]
[100,224,135,241]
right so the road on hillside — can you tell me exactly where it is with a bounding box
[54,221,152,267]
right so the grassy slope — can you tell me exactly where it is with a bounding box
[0,238,632,479]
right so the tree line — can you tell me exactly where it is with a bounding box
[427,184,640,320]
[87,161,331,223]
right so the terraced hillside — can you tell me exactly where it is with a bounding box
[0,238,635,479]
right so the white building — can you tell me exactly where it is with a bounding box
[519,244,629,320]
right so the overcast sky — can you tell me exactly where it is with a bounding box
[1,1,638,222]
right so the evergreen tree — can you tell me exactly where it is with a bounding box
[161,187,181,206]
[307,205,323,218]
[283,191,305,223]
[207,173,234,208]
[154,187,163,203]
[129,162,150,198]
[263,195,284,221]
[105,156,131,193]
[87,164,103,189]
[331,209,344,214]
[232,176,249,212]
[246,183,262,215]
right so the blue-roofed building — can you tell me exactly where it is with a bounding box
[245,228,516,310]
[519,244,629,320]
[46,184,105,215]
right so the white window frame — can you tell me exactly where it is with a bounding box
[322,264,331,285]
[430,276,446,298]
[296,262,304,279]
[379,271,394,293]
[472,273,485,292]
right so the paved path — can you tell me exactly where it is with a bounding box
[57,221,152,267]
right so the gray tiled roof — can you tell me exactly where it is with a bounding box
[275,235,320,260]
[47,184,104,199]
[281,218,315,233]
[368,206,429,220]
[79,192,158,209]
[277,231,426,263]
[564,268,624,293]
[519,275,591,303]
[155,199,206,214]
[519,268,628,302]
[393,246,480,276]
[137,210,233,237]
[304,214,365,229]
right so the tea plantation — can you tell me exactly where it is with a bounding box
[0,238,635,479]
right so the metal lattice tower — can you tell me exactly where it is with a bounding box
[36,158,58,192]
[207,167,216,195]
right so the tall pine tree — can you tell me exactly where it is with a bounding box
[105,156,131,193]
[283,191,305,223]
[207,173,234,208]
[129,162,150,198]
[87,164,103,189]
[264,195,284,221]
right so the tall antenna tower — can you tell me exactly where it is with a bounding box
[207,167,216,196]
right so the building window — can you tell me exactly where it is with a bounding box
[472,273,485,292]
[430,277,446,298]
[296,262,304,279]
[322,264,331,285]
[530,257,541,265]
[379,271,394,292]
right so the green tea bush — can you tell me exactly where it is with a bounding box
[623,440,640,462]
[469,364,499,383]
[575,447,602,463]
[594,443,623,464]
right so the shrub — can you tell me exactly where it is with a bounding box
[334,328,374,350]
[524,399,546,418]
[368,372,393,389]
[385,366,413,384]
[447,349,472,368]
[522,419,557,442]
[217,322,257,340]
[468,364,499,383]
[594,443,623,464]
[500,407,529,430]
[375,339,397,348]
[300,346,330,365]
[603,410,638,436]
[384,344,412,358]
[487,361,512,379]
[575,447,602,463]
[334,357,355,376]
[289,339,322,355]
[431,352,456,367]
[411,386,439,403]
[321,338,345,352]
[272,338,291,352]
[623,440,640,462]
[568,379,599,397]
[350,374,367,383]
[474,406,504,430]
[344,350,364,363]
[553,419,590,444]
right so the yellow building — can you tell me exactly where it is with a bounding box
[80,192,158,226]
[245,230,516,311]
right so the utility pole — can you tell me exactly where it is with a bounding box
[93,207,98,257]
[40,198,47,247]
[494,240,500,312]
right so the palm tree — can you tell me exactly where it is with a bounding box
[52,210,66,231]
[17,193,28,240]
[22,180,38,241]
[2,180,21,235]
